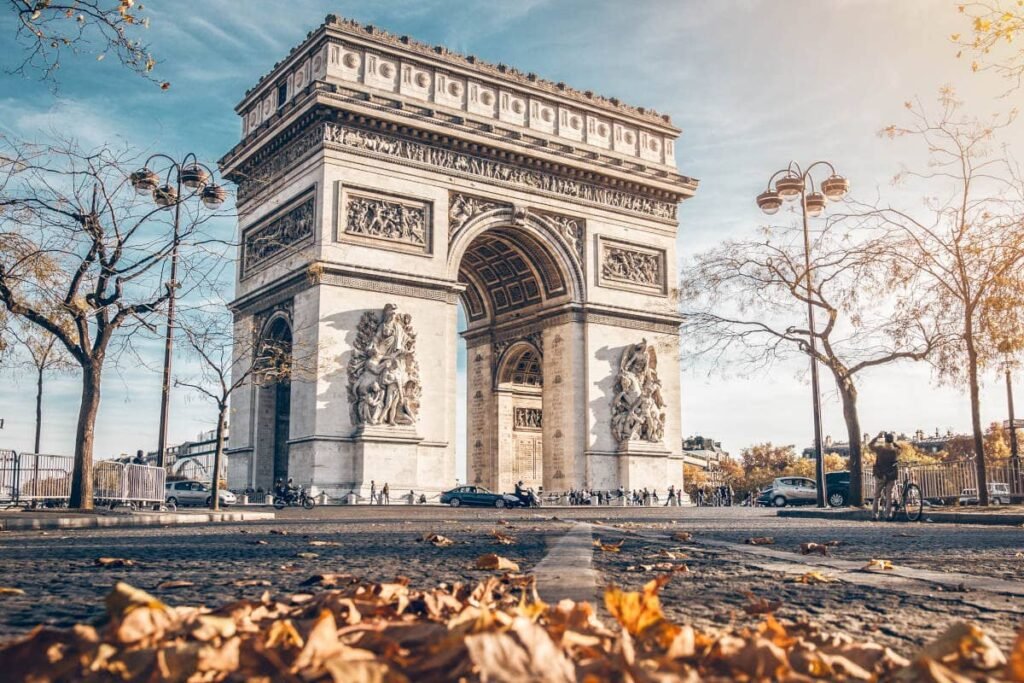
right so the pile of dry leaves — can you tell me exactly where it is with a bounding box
[1,572,1022,682]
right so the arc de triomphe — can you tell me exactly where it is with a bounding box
[220,15,697,500]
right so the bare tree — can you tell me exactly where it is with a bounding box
[6,0,167,88]
[175,310,318,510]
[682,218,941,507]
[8,321,74,452]
[954,2,1024,91]
[0,137,223,508]
[861,89,1024,505]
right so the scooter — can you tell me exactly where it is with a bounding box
[273,486,316,510]
[514,488,542,508]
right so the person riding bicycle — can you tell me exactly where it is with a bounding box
[870,431,899,521]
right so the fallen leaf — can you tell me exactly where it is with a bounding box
[743,591,783,615]
[491,530,516,545]
[300,573,356,587]
[307,540,340,547]
[250,540,269,545]
[474,554,520,572]
[269,529,288,535]
[421,533,455,547]
[800,542,830,556]
[295,552,319,559]
[789,571,839,585]
[0,587,25,596]
[593,538,624,553]
[605,575,671,636]
[96,557,135,568]
[746,537,775,546]
[231,579,271,587]
[672,532,693,542]
[862,559,894,571]
[155,580,194,590]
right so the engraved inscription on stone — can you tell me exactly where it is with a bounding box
[513,407,542,431]
[344,191,429,250]
[611,339,666,445]
[243,194,315,273]
[599,238,666,293]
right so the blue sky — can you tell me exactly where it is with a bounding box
[1,0,1021,470]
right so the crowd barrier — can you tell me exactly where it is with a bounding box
[862,458,1022,502]
[0,450,165,508]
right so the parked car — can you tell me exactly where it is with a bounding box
[440,485,521,508]
[958,483,1011,505]
[769,477,817,507]
[825,471,851,507]
[165,480,236,508]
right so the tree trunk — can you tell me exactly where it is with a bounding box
[34,366,43,454]
[210,405,226,512]
[69,363,101,510]
[836,374,864,507]
[966,330,989,506]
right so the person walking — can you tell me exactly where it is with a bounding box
[870,431,900,521]
[369,480,378,505]
[382,482,390,505]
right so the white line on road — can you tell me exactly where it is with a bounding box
[532,522,600,604]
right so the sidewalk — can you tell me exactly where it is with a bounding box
[0,508,275,531]
[778,505,1024,526]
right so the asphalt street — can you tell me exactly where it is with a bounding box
[0,506,1021,657]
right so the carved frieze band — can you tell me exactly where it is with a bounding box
[514,407,543,431]
[236,120,678,222]
[598,237,666,295]
[342,188,431,254]
[242,191,316,275]
[493,331,543,363]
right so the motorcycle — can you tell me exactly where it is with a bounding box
[514,488,542,508]
[273,486,316,510]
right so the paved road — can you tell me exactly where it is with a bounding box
[0,506,1021,657]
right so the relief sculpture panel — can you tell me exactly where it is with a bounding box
[342,189,431,254]
[347,304,422,428]
[610,339,666,445]
[598,237,666,295]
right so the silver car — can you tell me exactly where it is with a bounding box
[165,480,236,508]
[769,476,817,507]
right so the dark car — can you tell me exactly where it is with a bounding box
[755,488,773,507]
[825,471,851,507]
[440,485,521,508]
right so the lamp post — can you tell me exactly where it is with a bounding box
[999,343,1021,498]
[130,154,225,469]
[756,161,850,508]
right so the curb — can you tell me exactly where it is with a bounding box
[0,511,276,531]
[777,508,1024,526]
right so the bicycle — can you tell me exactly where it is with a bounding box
[886,479,923,522]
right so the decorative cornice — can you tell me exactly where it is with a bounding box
[242,15,676,129]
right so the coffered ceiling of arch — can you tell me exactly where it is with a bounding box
[457,230,567,322]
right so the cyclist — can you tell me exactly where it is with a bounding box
[870,431,899,521]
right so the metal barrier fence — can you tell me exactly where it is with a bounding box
[0,451,165,507]
[862,458,1022,502]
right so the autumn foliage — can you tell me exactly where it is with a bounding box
[2,572,1023,681]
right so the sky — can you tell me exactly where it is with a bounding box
[0,0,1022,472]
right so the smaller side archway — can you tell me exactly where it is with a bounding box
[491,341,544,493]
[252,314,293,491]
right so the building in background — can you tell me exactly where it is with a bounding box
[145,426,228,482]
[802,428,961,459]
[682,436,728,470]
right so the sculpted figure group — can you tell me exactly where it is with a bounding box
[348,304,421,427]
[610,339,666,444]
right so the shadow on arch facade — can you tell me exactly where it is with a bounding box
[220,15,697,499]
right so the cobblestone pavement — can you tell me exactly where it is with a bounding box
[0,505,1021,658]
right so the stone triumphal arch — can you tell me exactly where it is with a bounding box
[220,16,697,499]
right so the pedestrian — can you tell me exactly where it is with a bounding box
[132,449,146,465]
[369,480,377,505]
[665,485,675,506]
[652,489,659,504]
[382,482,390,505]
[870,431,900,521]
[408,489,415,504]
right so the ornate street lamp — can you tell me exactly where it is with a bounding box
[132,153,225,469]
[756,161,850,508]
[998,340,1022,499]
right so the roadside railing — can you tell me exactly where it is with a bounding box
[862,458,1022,503]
